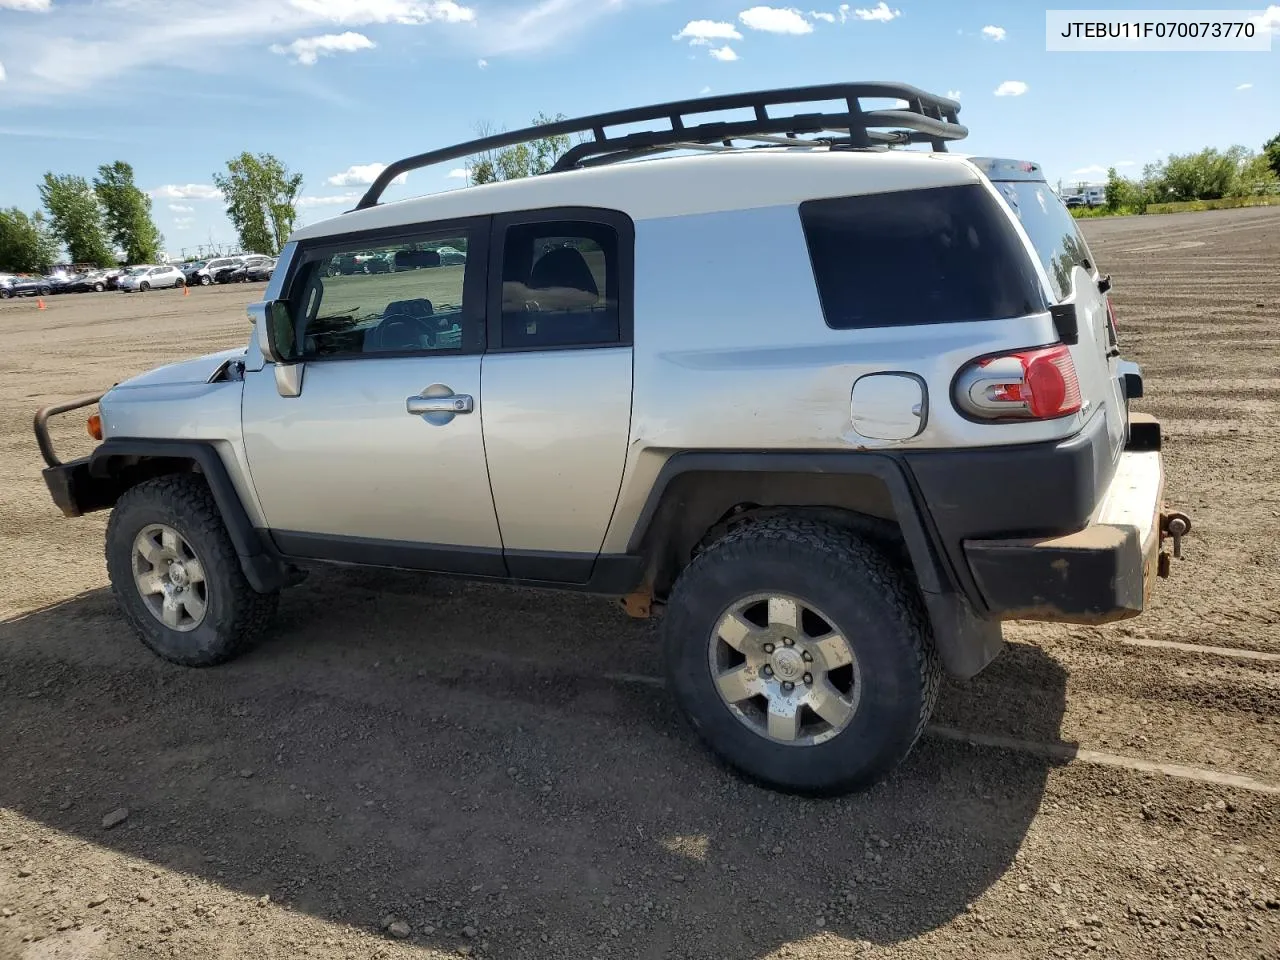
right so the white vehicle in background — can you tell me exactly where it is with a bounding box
[118,265,186,292]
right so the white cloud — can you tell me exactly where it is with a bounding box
[168,203,194,213]
[946,89,961,100]
[173,217,194,229]
[0,0,488,97]
[151,184,222,201]
[1236,82,1253,91]
[709,44,740,60]
[699,85,712,94]
[297,193,359,207]
[270,31,375,65]
[994,80,1029,97]
[1259,5,1279,32]
[981,24,1006,41]
[739,6,813,34]
[446,168,469,179]
[849,2,899,21]
[0,61,6,83]
[477,58,488,68]
[810,10,835,22]
[1117,160,1136,167]
[1071,164,1107,177]
[673,19,742,44]
[287,0,475,24]
[838,2,850,19]
[327,162,408,186]
[0,0,53,10]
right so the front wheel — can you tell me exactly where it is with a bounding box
[200,275,212,286]
[174,277,185,288]
[661,517,940,796]
[105,474,278,667]
[139,281,150,292]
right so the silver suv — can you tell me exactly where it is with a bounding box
[33,82,1191,796]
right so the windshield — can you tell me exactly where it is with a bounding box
[992,181,1096,302]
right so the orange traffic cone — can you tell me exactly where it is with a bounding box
[37,298,47,310]
[183,284,190,297]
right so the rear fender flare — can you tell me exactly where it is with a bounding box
[626,451,1003,679]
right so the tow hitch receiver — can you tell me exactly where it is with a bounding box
[1158,511,1192,577]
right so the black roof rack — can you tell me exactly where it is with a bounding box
[354,81,965,211]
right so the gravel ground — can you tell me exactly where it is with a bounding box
[1,207,1278,960]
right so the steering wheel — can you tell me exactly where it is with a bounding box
[371,312,435,352]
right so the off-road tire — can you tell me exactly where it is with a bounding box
[105,474,278,667]
[662,516,941,796]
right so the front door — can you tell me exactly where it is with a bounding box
[241,218,504,575]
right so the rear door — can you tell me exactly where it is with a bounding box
[480,207,635,582]
[984,171,1127,461]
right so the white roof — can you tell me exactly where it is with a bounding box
[290,148,982,242]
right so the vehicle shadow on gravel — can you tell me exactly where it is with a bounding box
[0,570,1069,958]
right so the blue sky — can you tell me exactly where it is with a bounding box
[1,0,1276,258]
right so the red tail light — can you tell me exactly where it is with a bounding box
[954,345,1083,421]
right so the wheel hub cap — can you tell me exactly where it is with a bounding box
[770,646,805,682]
[131,524,208,633]
[708,593,860,747]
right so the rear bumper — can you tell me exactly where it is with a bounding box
[961,415,1177,624]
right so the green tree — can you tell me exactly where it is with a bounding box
[469,113,578,185]
[0,207,60,272]
[38,173,116,267]
[1263,133,1280,180]
[1104,166,1148,213]
[94,161,162,263]
[212,152,303,255]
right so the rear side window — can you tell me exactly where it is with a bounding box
[993,181,1095,302]
[498,220,621,349]
[799,184,1045,330]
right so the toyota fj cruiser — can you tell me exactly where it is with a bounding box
[34,83,1191,796]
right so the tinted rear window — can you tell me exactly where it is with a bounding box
[992,181,1095,302]
[800,184,1045,330]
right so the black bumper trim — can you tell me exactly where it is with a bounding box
[963,524,1148,624]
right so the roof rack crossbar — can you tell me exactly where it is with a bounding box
[354,81,964,210]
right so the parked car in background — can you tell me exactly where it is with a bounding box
[220,255,274,284]
[5,274,55,297]
[118,265,185,292]
[244,257,277,282]
[56,270,113,294]
[435,245,467,266]
[188,257,241,286]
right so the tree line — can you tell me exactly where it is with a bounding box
[0,119,567,275]
[0,152,308,274]
[1099,135,1280,214]
[1,163,161,273]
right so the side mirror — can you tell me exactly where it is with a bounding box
[248,300,296,364]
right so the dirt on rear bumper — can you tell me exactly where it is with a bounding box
[960,415,1188,625]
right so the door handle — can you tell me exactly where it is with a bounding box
[407,394,474,416]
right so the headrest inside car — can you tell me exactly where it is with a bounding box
[394,249,441,270]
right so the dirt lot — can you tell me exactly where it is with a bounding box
[1,208,1278,960]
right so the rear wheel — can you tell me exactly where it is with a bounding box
[139,281,150,292]
[38,285,52,296]
[662,516,940,796]
[0,288,11,299]
[105,474,278,667]
[94,282,105,293]
[175,276,185,288]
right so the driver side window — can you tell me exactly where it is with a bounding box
[288,229,476,359]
